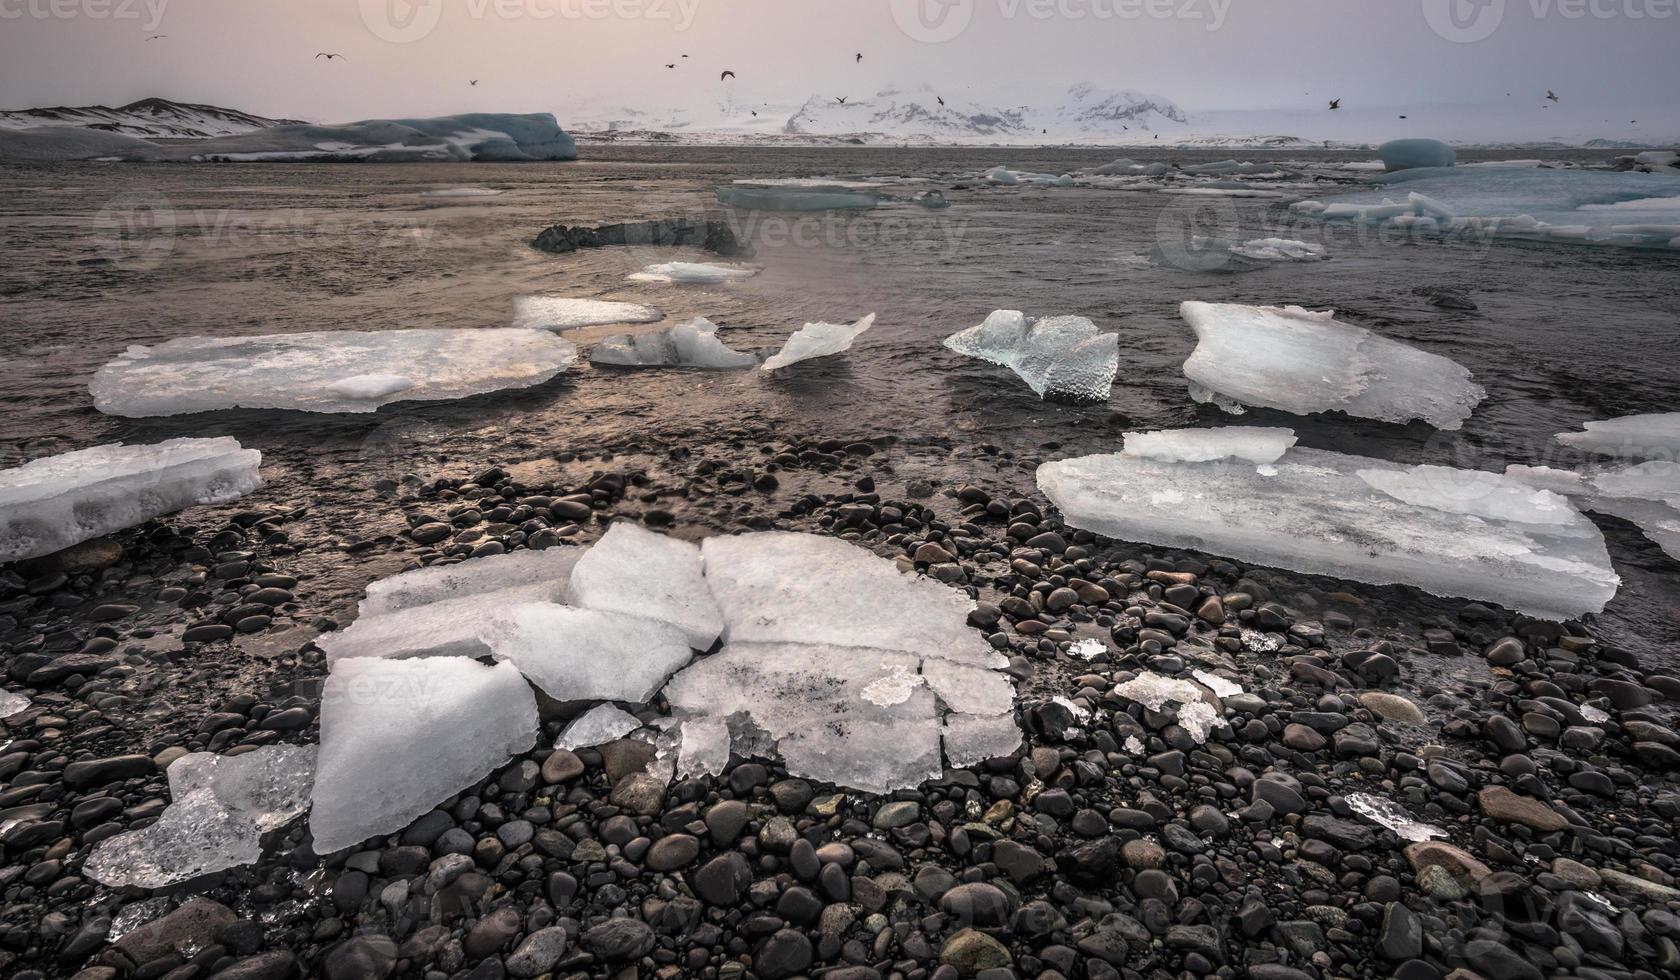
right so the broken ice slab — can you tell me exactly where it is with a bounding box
[310,658,536,854]
[944,310,1118,403]
[568,522,723,649]
[90,329,577,417]
[1556,412,1680,461]
[761,314,875,371]
[1179,301,1485,430]
[1123,427,1297,465]
[479,603,695,702]
[664,644,944,795]
[1227,238,1328,262]
[0,438,262,563]
[942,713,1023,767]
[556,704,643,749]
[1509,459,1680,562]
[1038,429,1619,621]
[589,317,759,370]
[716,184,880,211]
[701,531,1005,668]
[84,744,315,888]
[512,295,662,332]
[360,548,582,618]
[626,262,757,284]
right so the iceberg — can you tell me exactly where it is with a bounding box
[1556,412,1680,461]
[1123,427,1298,464]
[1038,429,1620,621]
[90,329,577,417]
[556,704,643,750]
[762,314,876,371]
[1178,301,1485,430]
[0,438,262,562]
[180,113,577,163]
[626,262,757,284]
[943,310,1118,403]
[310,657,537,854]
[716,184,880,210]
[478,603,695,702]
[1380,138,1456,172]
[568,522,723,648]
[590,317,760,369]
[512,296,662,333]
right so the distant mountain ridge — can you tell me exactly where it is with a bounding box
[0,98,302,139]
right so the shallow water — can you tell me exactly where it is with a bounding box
[1,146,1676,664]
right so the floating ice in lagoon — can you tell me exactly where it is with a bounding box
[761,314,875,371]
[421,186,504,198]
[1345,792,1447,842]
[568,522,723,648]
[1037,429,1619,621]
[1178,301,1485,430]
[944,310,1119,403]
[716,184,880,210]
[1556,413,1680,461]
[627,262,757,284]
[590,317,759,370]
[1228,238,1327,262]
[90,329,577,416]
[557,704,643,749]
[1124,427,1297,465]
[986,167,1019,185]
[481,604,695,702]
[85,744,316,888]
[0,689,29,719]
[0,438,262,562]
[1507,458,1680,560]
[1380,138,1456,172]
[310,658,536,854]
[913,190,950,209]
[512,296,662,333]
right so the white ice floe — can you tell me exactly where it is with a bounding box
[512,296,662,332]
[310,658,536,854]
[90,329,577,416]
[0,689,29,719]
[568,522,723,649]
[556,704,643,749]
[85,744,316,888]
[1556,412,1680,461]
[1038,429,1619,621]
[590,317,759,369]
[942,713,1026,767]
[1178,301,1485,430]
[762,314,875,371]
[944,310,1119,403]
[0,438,262,563]
[1123,427,1297,465]
[716,184,880,210]
[481,604,694,702]
[627,262,757,284]
[1507,458,1680,561]
[1345,792,1448,842]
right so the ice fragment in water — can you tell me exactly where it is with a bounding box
[590,317,759,369]
[1556,412,1680,461]
[1379,138,1456,172]
[481,604,694,702]
[0,438,262,562]
[310,657,536,854]
[568,522,723,649]
[90,329,577,416]
[626,262,756,284]
[513,296,661,332]
[1179,302,1484,429]
[1345,792,1447,842]
[557,704,643,749]
[944,310,1118,403]
[762,314,876,371]
[1229,238,1328,262]
[107,898,174,941]
[1038,430,1619,621]
[1124,427,1297,465]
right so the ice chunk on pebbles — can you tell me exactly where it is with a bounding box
[556,704,643,749]
[85,744,315,888]
[512,295,661,332]
[1556,412,1680,461]
[1345,792,1447,842]
[568,522,723,649]
[0,689,29,719]
[590,317,759,370]
[944,310,1119,403]
[1115,671,1209,713]
[1124,427,1297,465]
[0,438,262,563]
[942,713,1023,767]
[479,604,695,702]
[627,262,756,284]
[90,329,577,416]
[762,314,876,371]
[310,658,536,854]
[1038,430,1619,621]
[1178,301,1484,430]
[360,548,581,618]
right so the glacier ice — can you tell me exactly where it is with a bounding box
[310,657,536,854]
[1506,456,1680,559]
[1191,669,1243,698]
[943,310,1119,403]
[568,522,723,649]
[85,744,315,888]
[941,713,1024,767]
[590,317,759,369]
[1346,792,1447,843]
[762,314,876,371]
[479,603,695,702]
[1038,429,1620,621]
[557,704,643,750]
[90,329,577,416]
[359,548,582,619]
[1123,427,1297,465]
[1179,301,1485,430]
[627,262,757,284]
[717,184,880,211]
[183,113,577,163]
[1380,138,1456,172]
[422,186,504,198]
[0,438,262,562]
[512,295,662,332]
[1556,412,1680,461]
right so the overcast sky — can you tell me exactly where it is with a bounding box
[0,0,1673,121]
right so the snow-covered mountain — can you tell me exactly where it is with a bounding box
[0,98,300,139]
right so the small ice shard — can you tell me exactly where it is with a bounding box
[985,167,1019,185]
[1556,412,1680,461]
[590,317,759,370]
[1580,704,1611,723]
[480,604,695,702]
[1123,735,1146,754]
[1380,138,1456,172]
[310,657,537,854]
[1177,700,1222,744]
[85,744,316,888]
[0,438,262,563]
[716,185,879,210]
[359,548,581,618]
[1241,628,1281,652]
[107,897,174,941]
[1178,301,1485,430]
[1070,638,1106,660]
[943,310,1119,403]
[1123,427,1297,465]
[674,716,732,778]
[913,190,950,209]
[1192,670,1243,698]
[512,296,662,332]
[1345,791,1448,842]
[1038,431,1620,622]
[627,262,757,284]
[421,186,504,198]
[1115,671,1208,712]
[0,689,29,719]
[941,712,1022,766]
[557,704,643,749]
[91,329,577,416]
[762,314,875,371]
[568,522,723,649]
[1228,238,1328,262]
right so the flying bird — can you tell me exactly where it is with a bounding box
[666,63,675,69]
[315,52,346,60]
[751,110,757,117]
[936,96,944,107]
[1328,98,1341,110]
[720,70,735,80]
[856,52,863,63]
[681,54,689,58]
[145,34,166,41]
[469,80,478,86]
[1546,90,1560,102]
[1399,114,1407,119]
[835,96,848,104]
